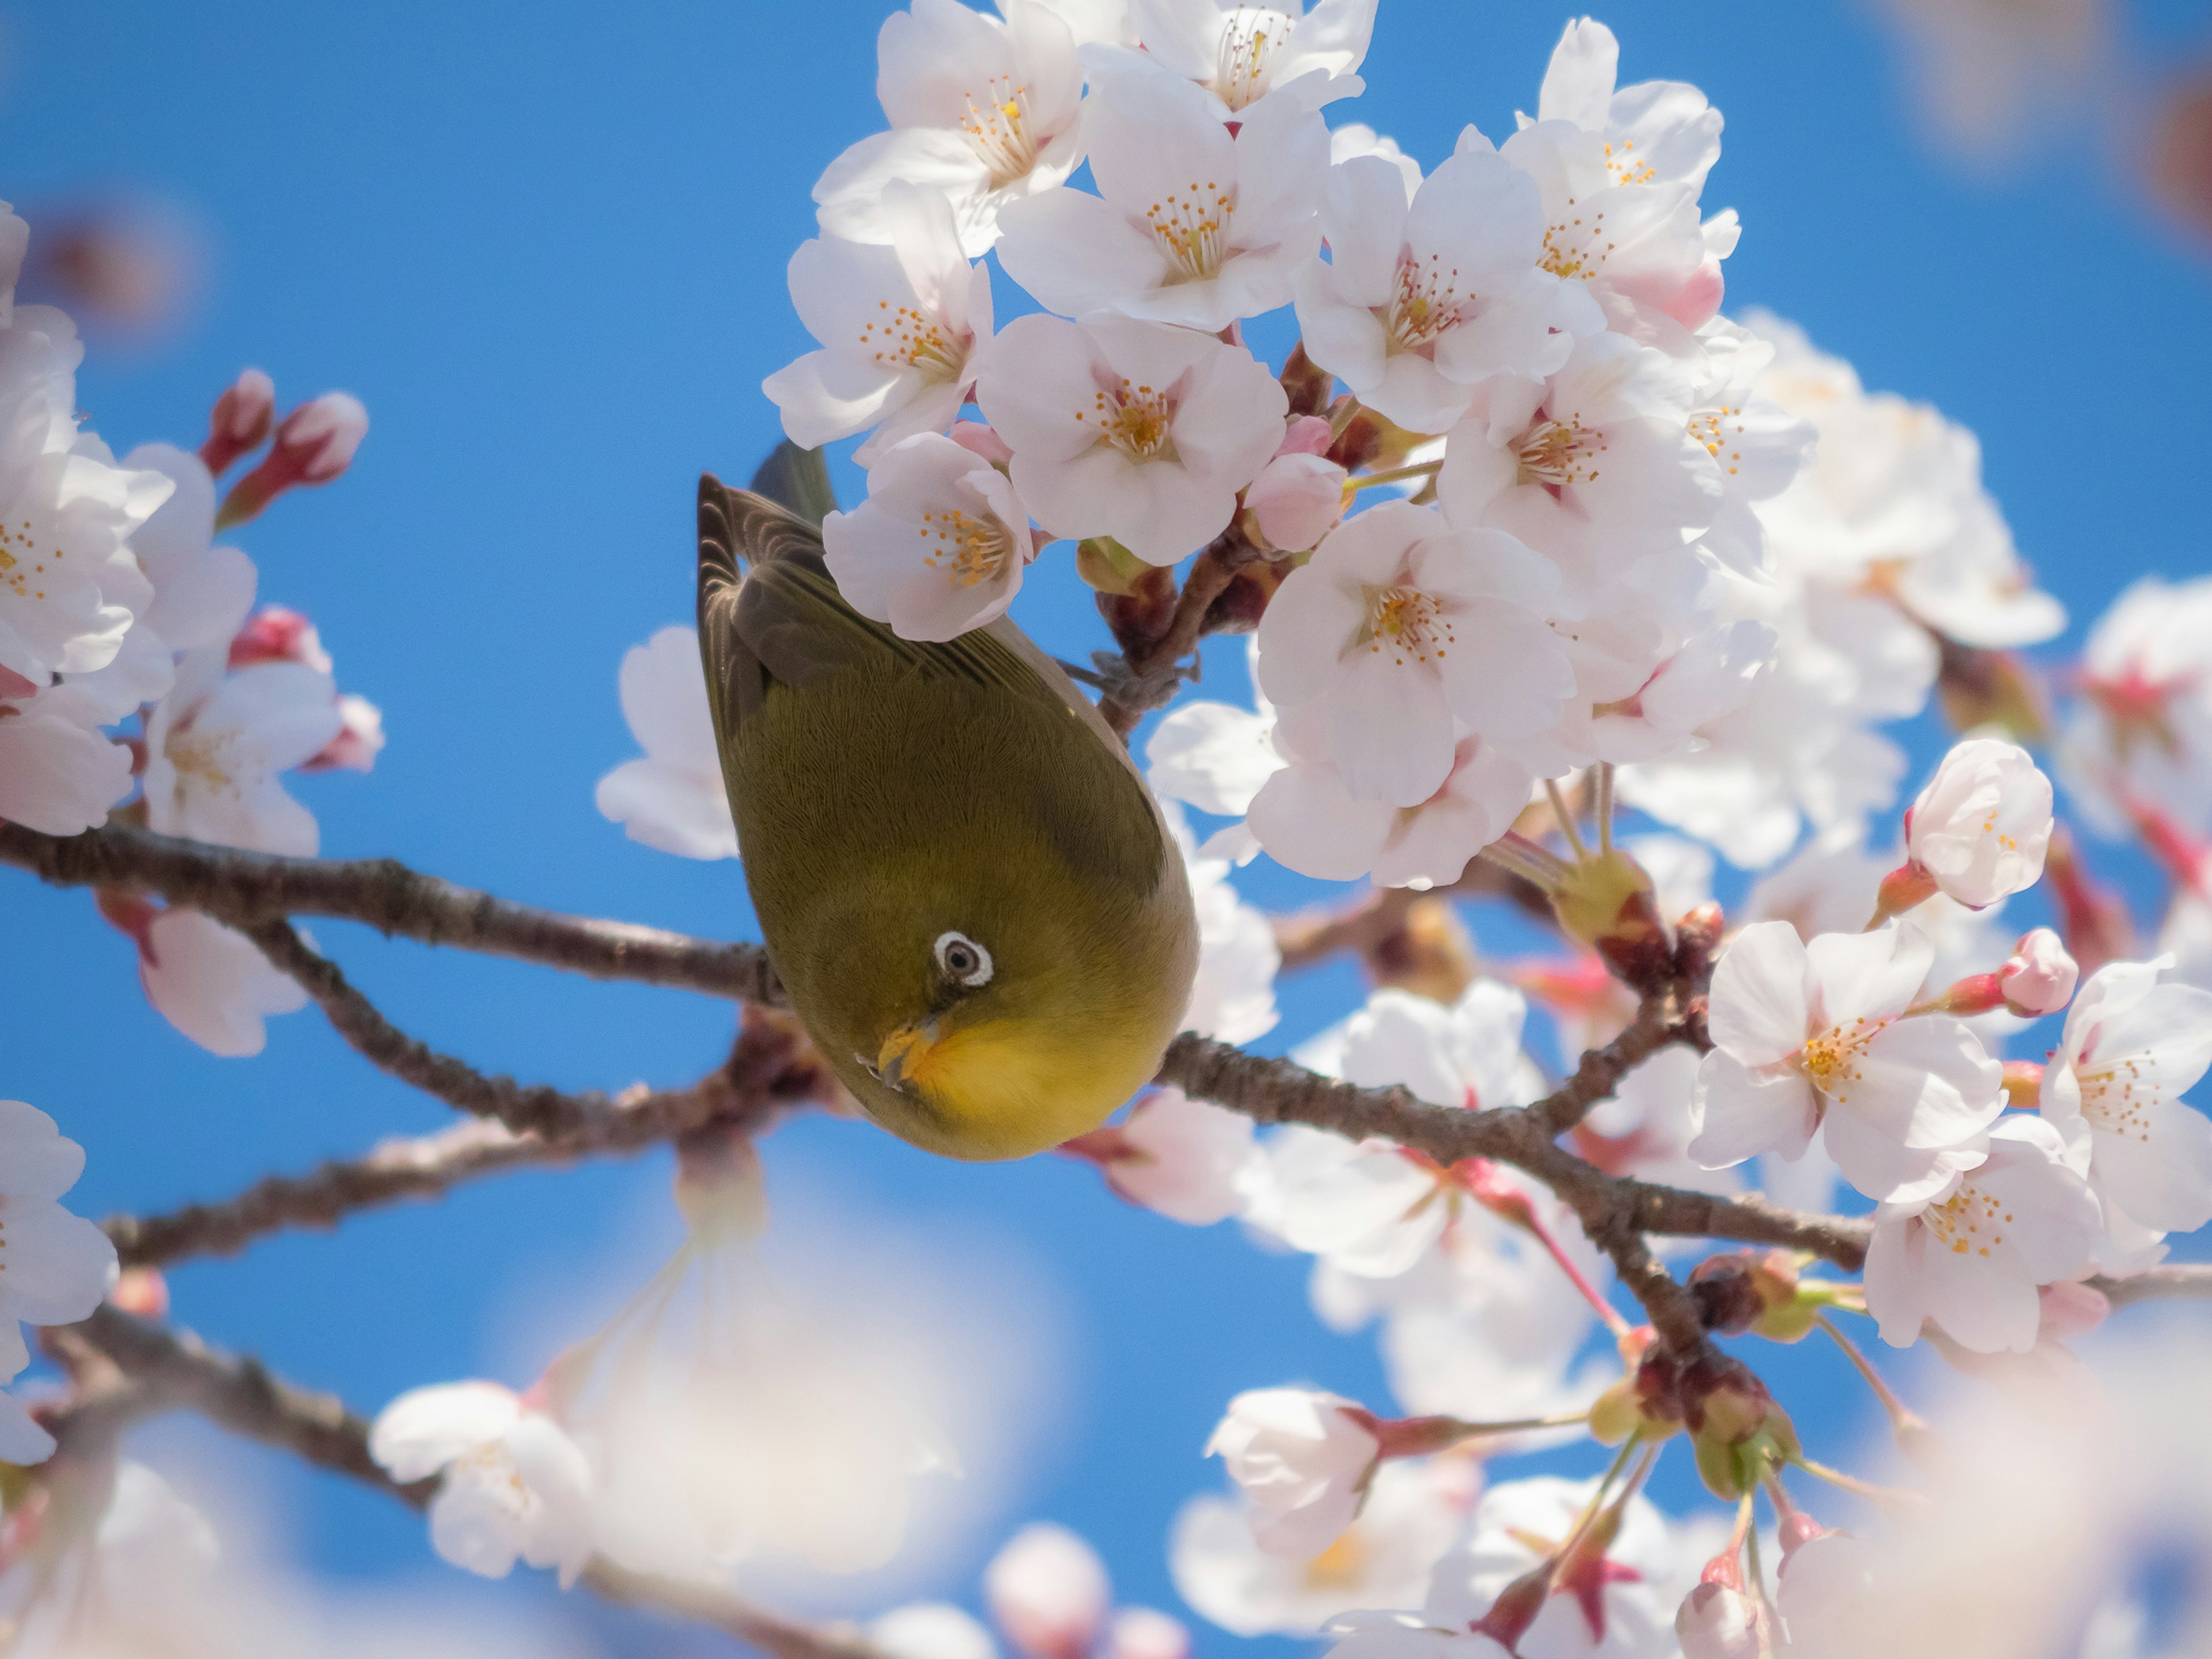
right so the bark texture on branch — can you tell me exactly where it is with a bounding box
[0,821,779,1001]
[53,1307,890,1659]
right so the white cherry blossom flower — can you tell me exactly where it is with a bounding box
[1437,330,1721,595]
[975,316,1285,563]
[1206,1387,1381,1559]
[1104,1607,1190,1659]
[1293,146,1594,434]
[1177,805,1281,1043]
[1331,122,1422,198]
[369,1380,594,1585]
[994,63,1328,331]
[0,305,172,684]
[1120,0,1376,120]
[1689,921,2006,1202]
[2065,574,2212,836]
[1255,501,1571,806]
[1683,316,1816,578]
[119,442,257,653]
[1146,646,1282,819]
[594,625,737,859]
[2039,957,2212,1257]
[1675,1582,1762,1659]
[1531,20,1724,195]
[824,431,1038,640]
[1574,1045,1738,1198]
[0,679,132,835]
[1081,1086,1257,1225]
[1902,737,2052,910]
[1863,1113,2100,1353]
[1173,1460,1466,1637]
[135,907,309,1058]
[307,691,384,774]
[141,646,342,855]
[1245,448,1346,552]
[986,1522,1111,1659]
[872,1604,1000,1659]
[1247,714,1533,890]
[0,1100,116,1449]
[815,0,1086,256]
[764,183,994,463]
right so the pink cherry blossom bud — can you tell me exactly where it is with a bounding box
[1675,1581,1760,1659]
[111,1267,169,1319]
[1903,737,2054,910]
[1660,258,1727,332]
[2038,1278,2111,1342]
[1998,927,2077,1016]
[1244,452,1346,552]
[984,1524,1109,1659]
[948,420,1014,467]
[1102,1608,1187,1659]
[216,391,368,529]
[229,606,332,672]
[302,694,385,774]
[199,368,276,476]
[1204,1388,1380,1558]
[1275,414,1334,457]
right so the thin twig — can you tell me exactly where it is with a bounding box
[52,1308,888,1659]
[1094,534,1267,737]
[2090,1263,2212,1306]
[0,820,779,1002]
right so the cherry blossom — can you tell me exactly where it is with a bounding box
[0,1099,116,1462]
[1119,0,1376,120]
[1682,316,1816,578]
[1330,122,1422,197]
[1675,1581,1761,1659]
[814,0,1086,256]
[1145,645,1282,822]
[993,61,1328,331]
[1530,20,1724,196]
[824,430,1039,639]
[594,624,738,859]
[1074,1086,1257,1225]
[1690,921,2005,1201]
[2039,957,2212,1259]
[1172,1460,1465,1637]
[141,646,343,855]
[368,1380,595,1585]
[1103,1607,1190,1659]
[0,679,133,835]
[1863,1114,2100,1353]
[1177,808,1281,1043]
[764,182,994,463]
[1255,501,1570,806]
[986,1522,1111,1659]
[1292,145,1593,434]
[0,303,172,684]
[872,1604,1001,1659]
[974,316,1285,563]
[132,906,310,1058]
[1205,1388,1381,1559]
[2066,573,2212,835]
[1898,737,2053,911]
[1244,445,1347,552]
[1575,1046,1738,1198]
[119,442,257,653]
[1997,927,2077,1017]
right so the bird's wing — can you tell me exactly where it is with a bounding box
[697,474,1068,752]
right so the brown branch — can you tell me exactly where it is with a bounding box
[0,820,779,1002]
[1094,533,1270,738]
[54,1307,885,1659]
[2091,1264,2212,1306]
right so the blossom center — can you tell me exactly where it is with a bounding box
[1514,418,1606,488]
[2078,1058,2153,1141]
[960,77,1039,189]
[1601,138,1656,187]
[1082,379,1180,462]
[916,505,1021,589]
[1302,1525,1368,1589]
[1211,7,1294,111]
[858,301,966,382]
[1145,182,1233,283]
[1359,586,1455,668]
[1796,1016,1885,1103]
[1922,1180,2010,1258]
[1539,208,1611,281]
[1385,251,1469,354]
[0,519,63,603]
[164,729,236,796]
[1687,406,1745,478]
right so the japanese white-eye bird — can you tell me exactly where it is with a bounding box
[696,468,1199,1161]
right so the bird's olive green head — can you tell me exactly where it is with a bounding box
[769,840,1195,1161]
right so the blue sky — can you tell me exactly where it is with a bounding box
[5,0,2212,1652]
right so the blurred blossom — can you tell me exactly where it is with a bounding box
[0,1098,116,1461]
[16,191,207,345]
[873,1604,1001,1659]
[984,1522,1111,1659]
[594,624,737,859]
[1205,1388,1382,1560]
[1870,0,2110,160]
[1101,1607,1189,1659]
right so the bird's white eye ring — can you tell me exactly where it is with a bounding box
[934,930,993,987]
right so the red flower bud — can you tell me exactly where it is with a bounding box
[199,367,276,476]
[216,392,368,529]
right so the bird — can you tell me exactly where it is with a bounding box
[695,469,1199,1161]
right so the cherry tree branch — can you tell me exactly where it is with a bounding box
[0,821,779,1001]
[2090,1264,2212,1306]
[50,1307,887,1659]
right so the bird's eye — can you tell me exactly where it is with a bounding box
[933,930,994,988]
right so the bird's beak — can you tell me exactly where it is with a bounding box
[876,1018,942,1091]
